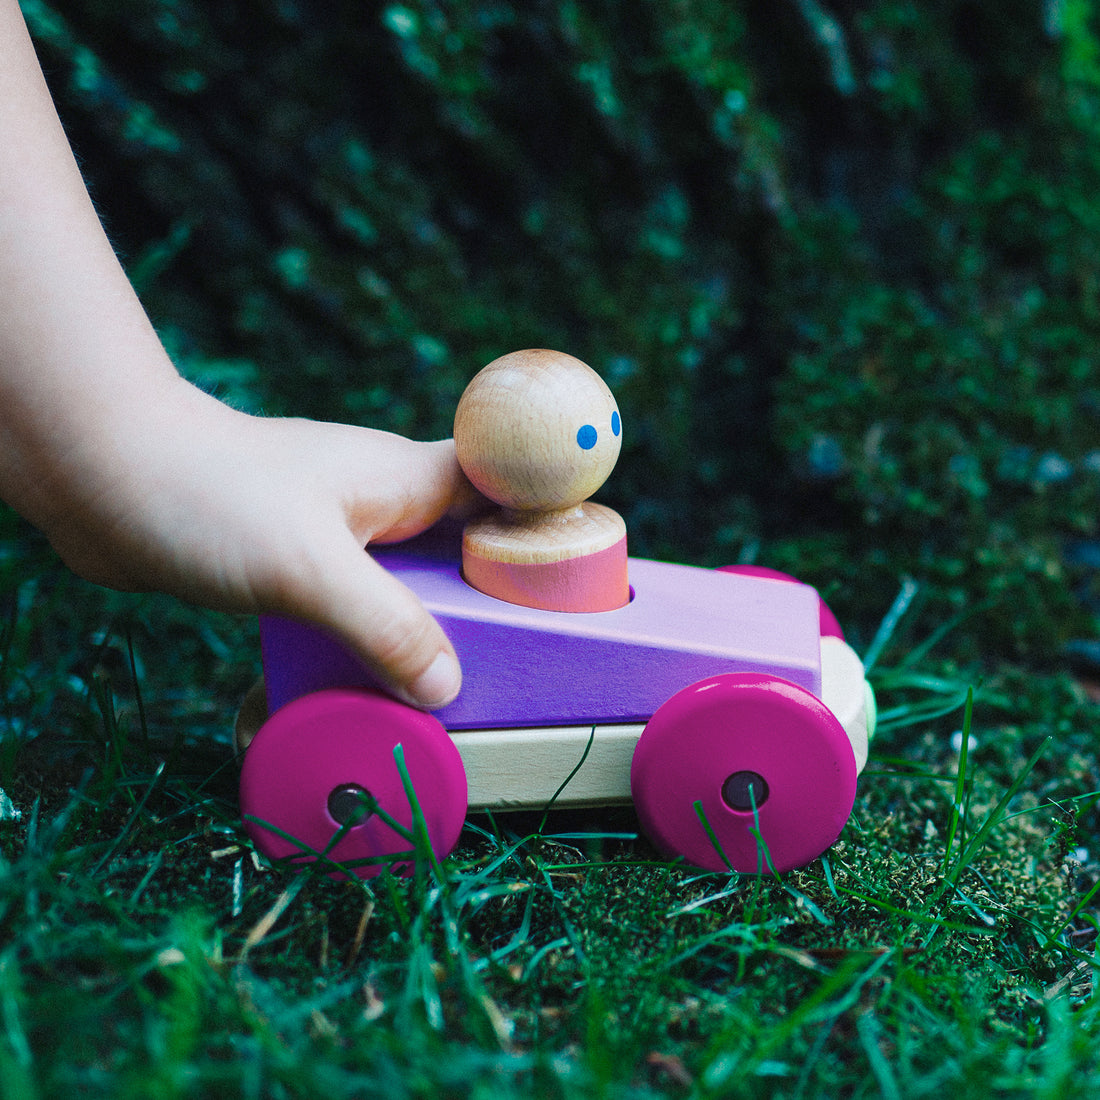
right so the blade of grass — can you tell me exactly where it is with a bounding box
[0,951,33,1084]
[827,882,999,937]
[894,598,996,672]
[125,626,151,759]
[941,735,1052,894]
[920,735,1053,951]
[693,799,735,874]
[537,725,597,835]
[943,688,975,875]
[861,577,919,673]
[693,786,778,880]
[237,876,307,963]
[242,814,415,875]
[857,1010,901,1100]
[393,742,444,882]
[90,760,166,877]
[1045,872,1100,945]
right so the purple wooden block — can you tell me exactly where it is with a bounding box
[261,553,822,730]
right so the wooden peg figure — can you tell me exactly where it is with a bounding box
[454,349,629,612]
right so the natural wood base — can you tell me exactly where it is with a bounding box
[454,723,642,808]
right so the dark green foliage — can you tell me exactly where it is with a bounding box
[22,0,1100,654]
[12,1,1097,653]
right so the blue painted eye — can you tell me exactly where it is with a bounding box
[577,424,598,450]
[611,410,621,436]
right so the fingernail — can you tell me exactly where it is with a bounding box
[404,652,461,709]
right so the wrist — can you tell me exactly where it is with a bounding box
[2,365,220,575]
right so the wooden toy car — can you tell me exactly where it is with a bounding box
[238,351,875,876]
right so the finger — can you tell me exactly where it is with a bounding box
[445,474,492,522]
[343,436,473,544]
[290,529,462,710]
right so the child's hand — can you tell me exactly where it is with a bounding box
[0,0,473,709]
[40,378,472,709]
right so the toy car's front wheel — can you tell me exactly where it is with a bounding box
[631,673,857,874]
[240,688,467,878]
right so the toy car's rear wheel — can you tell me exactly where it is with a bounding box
[240,688,467,878]
[631,673,857,874]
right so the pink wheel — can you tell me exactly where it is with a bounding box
[631,673,857,874]
[717,564,844,639]
[240,688,467,879]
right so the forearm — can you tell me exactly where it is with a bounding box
[0,0,183,534]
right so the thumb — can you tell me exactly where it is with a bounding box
[293,529,462,710]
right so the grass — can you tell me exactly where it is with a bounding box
[2,520,1100,1097]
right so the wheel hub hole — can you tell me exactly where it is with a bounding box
[722,770,769,812]
[328,783,375,826]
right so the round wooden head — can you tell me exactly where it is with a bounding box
[454,349,622,512]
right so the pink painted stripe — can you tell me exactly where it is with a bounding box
[463,535,629,612]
